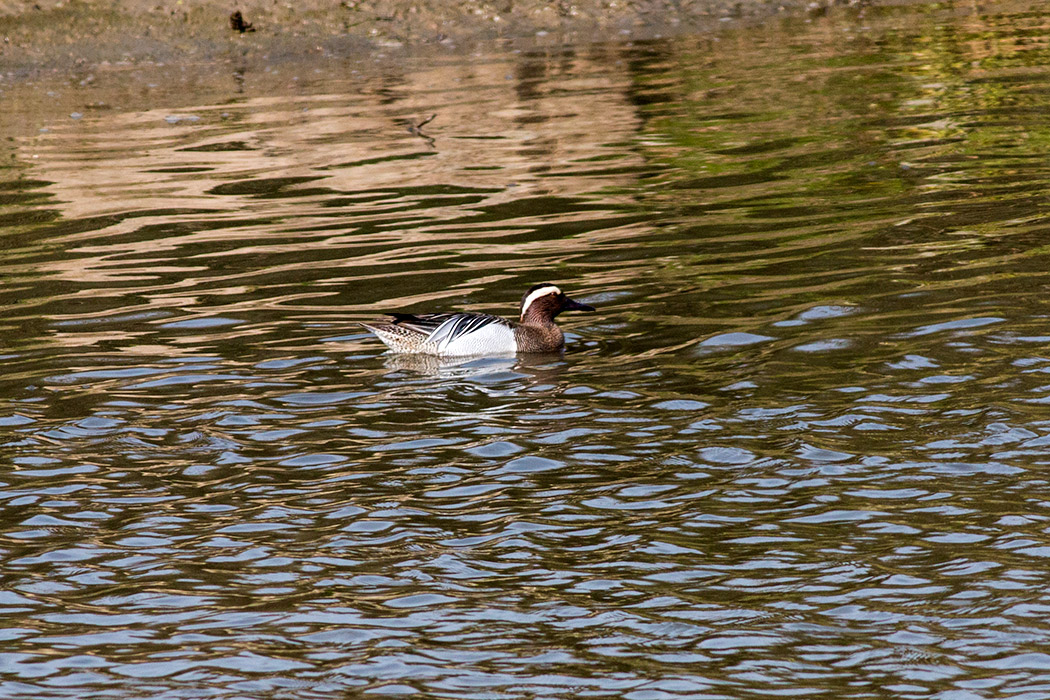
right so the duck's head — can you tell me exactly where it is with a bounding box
[519,283,595,323]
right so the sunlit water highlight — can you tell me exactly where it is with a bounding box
[5,3,1050,697]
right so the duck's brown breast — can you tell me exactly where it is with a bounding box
[513,324,565,352]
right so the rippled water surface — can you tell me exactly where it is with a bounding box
[7,3,1050,697]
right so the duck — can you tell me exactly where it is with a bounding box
[361,283,595,356]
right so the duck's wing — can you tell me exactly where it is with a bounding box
[388,312,460,336]
[384,312,512,354]
[424,313,512,350]
[365,312,515,355]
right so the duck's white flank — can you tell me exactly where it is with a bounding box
[435,319,517,356]
[520,284,561,318]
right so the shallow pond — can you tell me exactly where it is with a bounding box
[5,2,1050,697]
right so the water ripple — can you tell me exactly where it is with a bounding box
[4,4,1050,698]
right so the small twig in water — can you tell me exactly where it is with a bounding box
[406,114,437,147]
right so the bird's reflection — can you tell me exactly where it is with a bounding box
[382,352,568,382]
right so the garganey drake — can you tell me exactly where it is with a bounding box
[361,283,595,356]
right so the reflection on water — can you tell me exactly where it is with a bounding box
[7,2,1050,696]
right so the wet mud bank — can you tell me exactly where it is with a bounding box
[0,0,871,80]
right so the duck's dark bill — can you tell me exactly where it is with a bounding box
[564,297,596,312]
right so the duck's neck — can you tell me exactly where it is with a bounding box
[520,310,558,328]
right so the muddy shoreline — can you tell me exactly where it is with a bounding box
[0,0,871,81]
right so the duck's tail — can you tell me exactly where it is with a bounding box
[360,321,429,354]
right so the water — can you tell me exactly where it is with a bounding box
[5,3,1050,697]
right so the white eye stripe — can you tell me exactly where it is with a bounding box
[520,285,561,316]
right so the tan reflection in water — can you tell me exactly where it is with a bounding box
[14,48,647,354]
[23,50,642,237]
